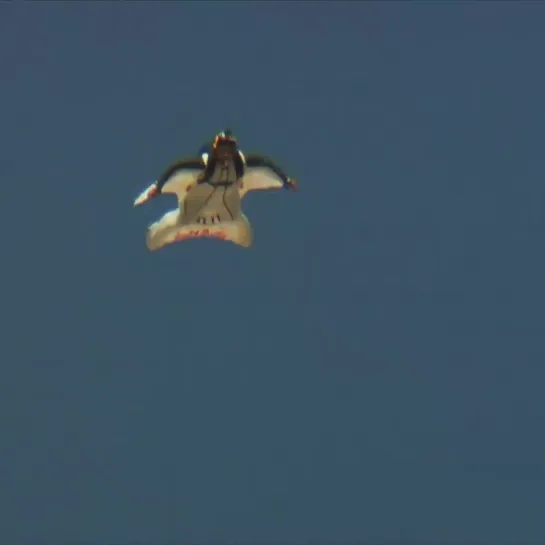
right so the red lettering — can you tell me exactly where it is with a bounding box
[174,229,228,242]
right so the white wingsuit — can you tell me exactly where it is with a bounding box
[134,141,297,250]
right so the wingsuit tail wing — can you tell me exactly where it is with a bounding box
[146,212,253,251]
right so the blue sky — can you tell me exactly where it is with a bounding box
[1,2,544,545]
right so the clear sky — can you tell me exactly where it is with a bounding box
[1,2,544,545]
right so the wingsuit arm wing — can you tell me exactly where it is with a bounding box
[156,157,204,193]
[241,154,297,194]
[133,157,205,207]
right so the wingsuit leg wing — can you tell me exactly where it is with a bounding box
[146,210,253,251]
[146,209,182,251]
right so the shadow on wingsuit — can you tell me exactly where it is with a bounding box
[134,129,298,250]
